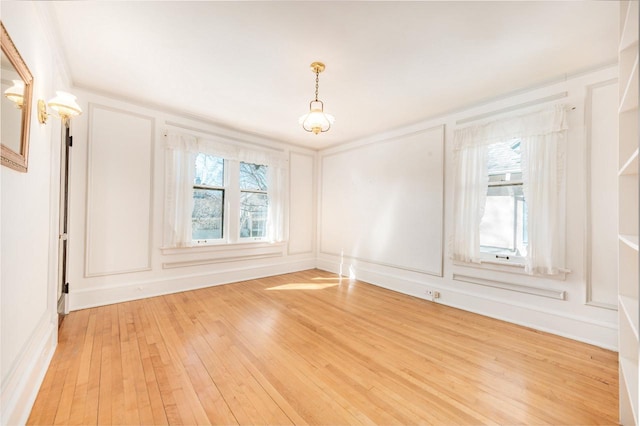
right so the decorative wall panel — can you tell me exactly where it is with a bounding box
[320,126,444,276]
[85,105,154,276]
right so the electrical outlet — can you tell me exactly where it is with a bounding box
[425,289,440,299]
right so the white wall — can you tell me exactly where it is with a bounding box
[66,92,317,310]
[318,66,620,350]
[0,3,68,424]
[320,126,444,276]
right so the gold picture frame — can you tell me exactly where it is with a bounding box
[1,21,33,172]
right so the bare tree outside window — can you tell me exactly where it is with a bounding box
[192,154,225,240]
[239,162,268,238]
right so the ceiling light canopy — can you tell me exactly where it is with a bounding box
[299,61,334,135]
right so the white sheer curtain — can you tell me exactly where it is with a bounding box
[265,157,288,243]
[451,141,488,263]
[164,132,198,247]
[521,109,566,274]
[238,148,288,243]
[452,105,568,274]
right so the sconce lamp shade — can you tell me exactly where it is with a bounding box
[48,91,82,120]
[4,79,24,108]
[299,100,335,134]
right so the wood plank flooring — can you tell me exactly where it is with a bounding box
[28,269,619,425]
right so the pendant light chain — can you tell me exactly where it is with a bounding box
[299,61,334,134]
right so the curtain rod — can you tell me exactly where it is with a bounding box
[456,92,570,126]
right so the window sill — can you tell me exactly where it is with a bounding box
[161,241,287,268]
[452,259,569,281]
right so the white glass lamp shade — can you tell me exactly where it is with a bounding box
[299,100,335,134]
[4,79,24,108]
[48,91,82,119]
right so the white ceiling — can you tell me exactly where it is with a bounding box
[48,1,618,148]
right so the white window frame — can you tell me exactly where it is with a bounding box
[192,158,271,246]
[192,154,228,245]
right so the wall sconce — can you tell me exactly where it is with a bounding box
[38,91,82,124]
[4,79,25,108]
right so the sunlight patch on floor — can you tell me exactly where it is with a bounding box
[266,282,340,291]
[311,276,343,282]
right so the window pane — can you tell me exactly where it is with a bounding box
[479,184,527,256]
[240,192,268,238]
[194,153,224,187]
[240,162,268,191]
[481,139,526,259]
[192,188,224,240]
[487,139,521,175]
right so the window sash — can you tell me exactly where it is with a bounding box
[480,176,527,262]
[192,187,225,242]
[483,140,524,262]
[240,191,269,239]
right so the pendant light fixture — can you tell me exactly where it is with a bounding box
[299,61,334,134]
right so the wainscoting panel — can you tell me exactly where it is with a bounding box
[585,79,618,309]
[85,104,154,277]
[288,152,315,255]
[320,125,444,276]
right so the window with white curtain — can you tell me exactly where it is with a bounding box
[163,131,288,248]
[452,105,568,276]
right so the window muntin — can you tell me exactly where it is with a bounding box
[479,139,527,261]
[192,153,225,241]
[239,162,268,239]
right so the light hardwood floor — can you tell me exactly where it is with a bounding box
[28,269,618,425]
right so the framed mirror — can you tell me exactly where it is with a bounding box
[1,21,33,172]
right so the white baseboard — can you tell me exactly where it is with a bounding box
[316,258,617,351]
[70,258,316,311]
[1,313,57,426]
